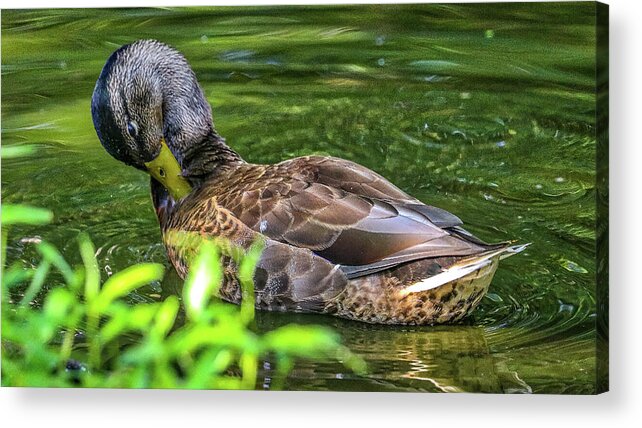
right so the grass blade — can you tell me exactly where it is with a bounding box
[1,204,53,226]
[78,233,100,303]
[94,263,165,313]
[183,240,222,321]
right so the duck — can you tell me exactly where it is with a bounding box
[91,40,526,325]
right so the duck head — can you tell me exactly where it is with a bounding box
[91,39,239,199]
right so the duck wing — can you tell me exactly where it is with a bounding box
[156,187,348,312]
[304,156,464,228]
[214,156,495,276]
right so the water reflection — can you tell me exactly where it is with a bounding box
[255,312,532,393]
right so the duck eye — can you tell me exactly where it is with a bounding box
[159,168,166,178]
[127,121,138,139]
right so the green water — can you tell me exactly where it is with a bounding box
[2,3,601,393]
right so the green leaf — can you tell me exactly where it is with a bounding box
[263,324,341,358]
[2,262,33,288]
[127,304,162,330]
[238,239,264,325]
[120,338,163,366]
[183,240,222,321]
[186,349,233,389]
[150,296,179,339]
[1,145,37,159]
[264,325,366,374]
[100,303,161,343]
[94,263,165,313]
[20,260,51,306]
[36,241,75,286]
[1,204,53,226]
[99,305,131,343]
[78,233,100,302]
[337,346,368,376]
[43,288,74,322]
[240,351,258,390]
[81,232,102,369]
[169,324,259,355]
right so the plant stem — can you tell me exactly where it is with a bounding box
[240,351,258,390]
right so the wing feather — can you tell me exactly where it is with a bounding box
[205,156,495,277]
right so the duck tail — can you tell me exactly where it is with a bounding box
[398,243,530,296]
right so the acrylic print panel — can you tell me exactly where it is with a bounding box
[0,1,608,393]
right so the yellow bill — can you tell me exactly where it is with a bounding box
[144,138,192,200]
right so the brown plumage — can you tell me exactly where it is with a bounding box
[92,40,526,325]
[150,155,522,325]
